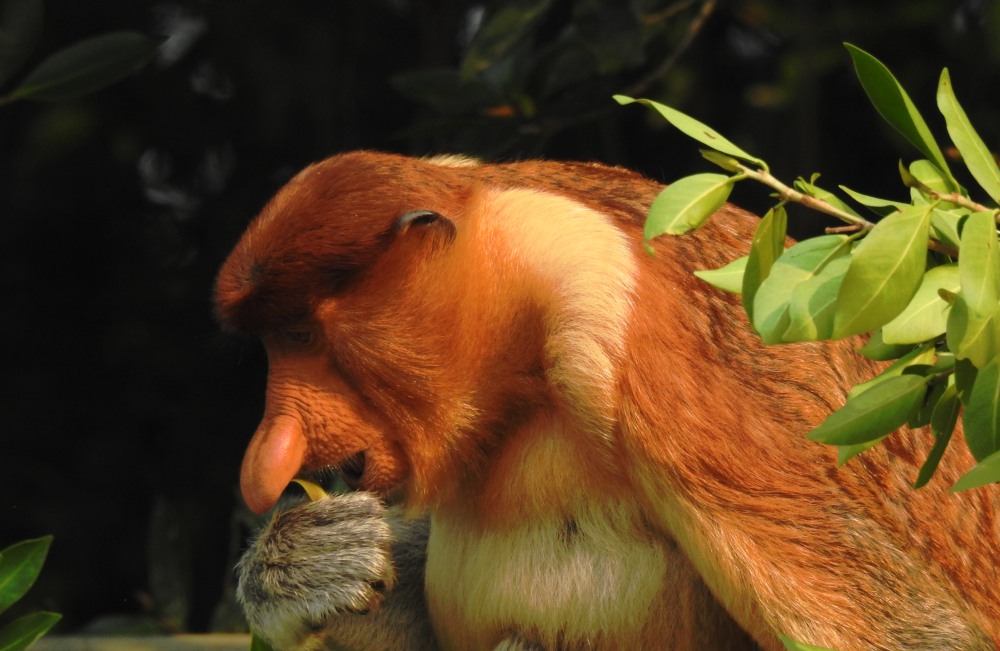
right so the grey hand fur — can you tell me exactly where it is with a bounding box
[237,492,438,651]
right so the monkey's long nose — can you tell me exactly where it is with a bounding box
[240,415,307,514]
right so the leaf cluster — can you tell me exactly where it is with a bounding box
[620,44,1000,491]
[0,0,161,105]
[0,537,59,651]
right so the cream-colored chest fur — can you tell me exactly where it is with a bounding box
[424,498,675,651]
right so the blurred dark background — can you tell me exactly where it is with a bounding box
[2,0,999,635]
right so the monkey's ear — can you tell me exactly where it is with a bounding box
[395,210,457,243]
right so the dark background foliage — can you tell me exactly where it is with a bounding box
[2,0,999,635]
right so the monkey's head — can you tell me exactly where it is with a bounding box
[215,152,552,515]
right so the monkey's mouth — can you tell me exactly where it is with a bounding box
[339,451,366,489]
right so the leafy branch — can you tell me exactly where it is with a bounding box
[617,43,1000,494]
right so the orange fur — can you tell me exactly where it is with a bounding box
[216,151,1000,651]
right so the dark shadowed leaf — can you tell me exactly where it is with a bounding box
[694,255,747,294]
[614,95,766,167]
[910,377,948,429]
[0,537,51,615]
[808,373,930,446]
[784,255,852,343]
[644,173,733,245]
[461,1,552,76]
[0,0,42,88]
[250,633,275,651]
[915,381,960,488]
[937,69,1000,205]
[882,263,959,344]
[858,329,915,361]
[833,205,932,339]
[0,612,61,651]
[956,357,978,404]
[964,354,1000,462]
[742,205,787,326]
[952,448,1000,491]
[390,68,502,113]
[10,31,162,101]
[844,44,956,191]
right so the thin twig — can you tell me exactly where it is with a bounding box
[825,225,863,233]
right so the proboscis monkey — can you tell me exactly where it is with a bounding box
[216,151,1000,651]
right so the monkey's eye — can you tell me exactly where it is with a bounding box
[285,330,313,345]
[396,210,441,231]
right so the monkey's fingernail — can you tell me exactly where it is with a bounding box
[291,478,327,501]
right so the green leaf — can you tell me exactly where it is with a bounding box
[808,373,930,446]
[937,68,1000,205]
[915,380,960,488]
[838,185,907,217]
[882,263,959,344]
[910,377,948,429]
[849,343,936,400]
[0,537,52,616]
[0,611,60,651]
[694,255,747,293]
[777,634,840,651]
[753,235,850,344]
[946,293,1000,368]
[784,255,852,343]
[614,95,766,167]
[930,209,964,251]
[838,436,887,466]
[9,31,162,101]
[794,177,862,219]
[644,173,734,246]
[956,357,978,404]
[0,0,42,89]
[951,448,1000,491]
[833,205,932,339]
[964,353,1000,461]
[250,633,275,651]
[390,68,502,113]
[909,160,953,197]
[858,329,916,361]
[844,44,956,191]
[958,211,1000,317]
[742,205,787,326]
[700,148,742,172]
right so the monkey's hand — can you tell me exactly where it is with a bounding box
[237,491,438,651]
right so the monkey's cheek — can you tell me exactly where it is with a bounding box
[356,438,409,493]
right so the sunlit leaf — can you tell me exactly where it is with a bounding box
[915,380,960,488]
[10,31,162,101]
[951,448,1000,491]
[946,293,1000,369]
[0,0,42,88]
[614,95,766,167]
[0,537,52,616]
[882,263,959,344]
[833,205,932,339]
[644,173,734,246]
[937,68,1000,205]
[700,148,742,172]
[752,235,849,344]
[930,209,964,251]
[838,185,907,217]
[808,373,930,446]
[964,353,1000,462]
[693,255,747,293]
[794,177,862,219]
[958,211,1000,317]
[784,256,852,343]
[844,44,956,191]
[857,329,915,361]
[742,205,787,326]
[777,633,839,651]
[838,436,887,466]
[909,160,953,196]
[0,611,60,651]
[849,344,936,400]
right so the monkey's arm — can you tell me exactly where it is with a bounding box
[237,491,439,651]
